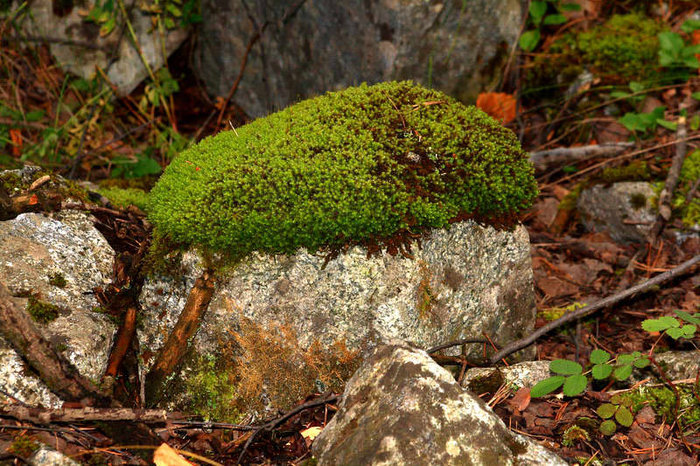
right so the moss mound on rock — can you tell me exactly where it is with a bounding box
[148,81,537,258]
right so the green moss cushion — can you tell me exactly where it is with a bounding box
[148,81,537,257]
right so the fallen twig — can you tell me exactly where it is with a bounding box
[0,283,107,403]
[489,254,700,364]
[427,337,486,354]
[234,393,339,465]
[649,99,691,244]
[530,142,634,171]
[144,269,216,405]
[0,405,181,425]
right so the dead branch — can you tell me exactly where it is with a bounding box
[530,142,634,171]
[0,283,107,404]
[427,338,486,354]
[649,100,691,244]
[144,269,216,405]
[234,393,339,465]
[104,305,137,378]
[489,254,700,364]
[0,405,182,425]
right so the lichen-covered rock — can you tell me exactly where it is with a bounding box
[578,182,656,243]
[311,342,567,466]
[0,207,115,401]
[0,339,61,408]
[29,445,82,466]
[652,351,700,381]
[462,360,551,393]
[196,0,522,117]
[148,81,538,258]
[140,219,536,413]
[14,0,187,96]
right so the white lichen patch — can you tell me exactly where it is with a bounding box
[0,340,61,408]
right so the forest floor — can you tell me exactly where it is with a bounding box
[1,1,700,465]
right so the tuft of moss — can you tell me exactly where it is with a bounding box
[148,81,537,258]
[26,296,61,324]
[99,187,149,211]
[48,273,67,288]
[622,384,700,429]
[525,13,667,97]
[8,435,40,457]
[596,161,651,185]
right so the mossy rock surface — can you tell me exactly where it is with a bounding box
[148,81,537,258]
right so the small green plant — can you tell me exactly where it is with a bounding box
[561,424,590,446]
[531,309,699,436]
[596,393,634,435]
[618,106,666,136]
[519,1,580,52]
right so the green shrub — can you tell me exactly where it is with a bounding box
[148,81,537,258]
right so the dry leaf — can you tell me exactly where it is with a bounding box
[476,92,517,124]
[9,128,22,157]
[301,426,323,441]
[153,443,193,466]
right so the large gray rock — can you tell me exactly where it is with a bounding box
[140,220,536,411]
[0,208,116,406]
[196,0,522,117]
[578,182,656,244]
[312,342,567,466]
[16,0,188,96]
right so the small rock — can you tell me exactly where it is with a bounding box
[462,361,551,393]
[578,182,656,243]
[29,446,81,466]
[312,341,567,466]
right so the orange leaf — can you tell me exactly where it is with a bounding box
[9,129,22,157]
[476,92,517,124]
[693,30,700,70]
[28,194,39,206]
[153,443,193,466]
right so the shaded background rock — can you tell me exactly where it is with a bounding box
[196,0,522,117]
[16,0,188,96]
[312,341,567,466]
[578,181,656,244]
[140,220,537,412]
[0,206,116,403]
[462,360,551,393]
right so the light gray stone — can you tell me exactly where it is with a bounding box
[578,182,656,243]
[30,446,81,466]
[196,0,522,117]
[311,342,567,466]
[653,350,700,381]
[16,0,188,96]
[0,339,61,408]
[0,208,116,401]
[462,360,551,393]
[140,220,537,411]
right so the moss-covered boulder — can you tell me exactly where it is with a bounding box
[148,81,537,258]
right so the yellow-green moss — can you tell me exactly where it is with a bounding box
[148,81,538,259]
[7,435,40,457]
[26,296,61,323]
[184,354,242,422]
[99,187,149,210]
[596,161,651,184]
[525,13,667,96]
[621,384,700,428]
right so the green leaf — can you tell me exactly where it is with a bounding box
[617,354,635,365]
[666,327,684,339]
[530,376,566,397]
[681,19,700,33]
[675,310,700,325]
[642,316,679,332]
[25,110,45,122]
[633,357,650,369]
[659,50,676,67]
[681,325,697,338]
[656,119,677,131]
[563,374,588,396]
[615,406,634,427]
[597,403,617,419]
[592,364,613,380]
[600,420,616,435]
[610,91,630,99]
[543,14,567,26]
[690,115,700,131]
[559,3,581,12]
[692,92,700,101]
[529,1,547,25]
[550,359,583,375]
[629,81,645,93]
[614,364,633,381]
[658,32,685,55]
[519,29,541,52]
[590,349,610,365]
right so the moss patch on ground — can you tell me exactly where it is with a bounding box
[148,81,537,259]
[99,187,149,211]
[525,13,667,97]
